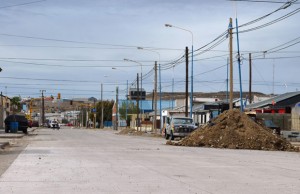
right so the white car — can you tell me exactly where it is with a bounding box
[48,120,60,129]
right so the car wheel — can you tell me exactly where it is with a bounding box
[23,128,28,134]
[165,129,169,140]
[170,131,174,140]
[5,126,9,133]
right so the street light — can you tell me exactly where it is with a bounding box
[124,58,144,125]
[137,47,162,134]
[165,23,194,118]
[124,58,143,99]
[124,59,143,88]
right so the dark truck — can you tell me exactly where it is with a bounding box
[4,114,29,134]
[164,116,197,140]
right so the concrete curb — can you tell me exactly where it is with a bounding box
[0,127,38,139]
[0,134,24,138]
[0,141,10,149]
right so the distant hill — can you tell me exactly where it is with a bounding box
[146,91,268,101]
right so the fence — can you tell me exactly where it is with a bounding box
[256,113,300,131]
[104,121,112,127]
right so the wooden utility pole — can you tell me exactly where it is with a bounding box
[40,90,46,126]
[229,18,233,110]
[249,53,252,104]
[185,46,189,117]
[154,62,157,132]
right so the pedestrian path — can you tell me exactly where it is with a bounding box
[0,128,37,149]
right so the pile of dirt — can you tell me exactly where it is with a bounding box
[168,109,298,151]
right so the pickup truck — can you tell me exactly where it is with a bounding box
[164,116,197,140]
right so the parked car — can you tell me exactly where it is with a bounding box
[47,120,60,130]
[165,116,197,140]
[4,114,29,134]
[28,120,39,127]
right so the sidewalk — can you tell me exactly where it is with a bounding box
[0,127,37,149]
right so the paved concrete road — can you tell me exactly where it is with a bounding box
[0,127,300,194]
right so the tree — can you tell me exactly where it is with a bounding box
[11,96,22,112]
[95,100,114,123]
[119,101,138,120]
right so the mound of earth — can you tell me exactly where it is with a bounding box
[168,109,297,151]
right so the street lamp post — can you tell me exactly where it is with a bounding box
[165,24,194,118]
[124,58,143,117]
[137,47,162,134]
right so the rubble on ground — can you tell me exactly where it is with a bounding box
[168,109,298,151]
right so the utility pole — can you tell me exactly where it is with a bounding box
[272,61,275,95]
[235,16,243,112]
[249,53,252,104]
[229,18,234,110]
[40,90,46,126]
[126,80,128,125]
[101,83,104,128]
[86,108,89,129]
[93,98,96,128]
[226,58,229,103]
[154,62,157,132]
[81,106,84,127]
[116,86,119,130]
[137,73,140,131]
[185,46,189,117]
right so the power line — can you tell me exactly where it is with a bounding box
[228,0,300,4]
[0,33,185,51]
[0,0,46,9]
[0,44,184,51]
[0,59,151,68]
[239,8,300,33]
[0,76,129,84]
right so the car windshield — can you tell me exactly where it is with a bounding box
[173,118,193,124]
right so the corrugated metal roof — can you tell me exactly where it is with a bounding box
[246,91,300,109]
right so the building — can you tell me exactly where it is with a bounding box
[0,95,11,129]
[245,91,300,131]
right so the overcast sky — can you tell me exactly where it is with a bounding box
[0,0,299,100]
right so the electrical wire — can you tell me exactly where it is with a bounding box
[228,0,300,4]
[0,0,46,9]
[0,59,149,68]
[239,8,300,33]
